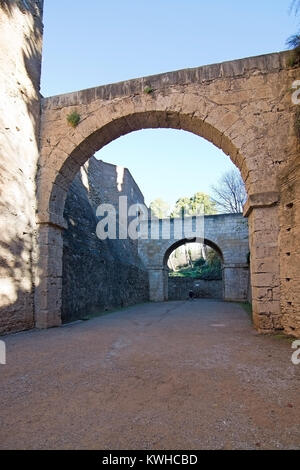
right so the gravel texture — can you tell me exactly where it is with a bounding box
[0,300,299,450]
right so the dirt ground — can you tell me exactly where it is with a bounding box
[0,300,299,450]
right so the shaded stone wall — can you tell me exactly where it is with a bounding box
[0,1,43,334]
[168,278,223,300]
[222,265,250,302]
[62,157,149,322]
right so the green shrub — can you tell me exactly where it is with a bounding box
[196,263,222,280]
[194,258,206,268]
[169,257,222,280]
[144,85,153,94]
[67,110,81,128]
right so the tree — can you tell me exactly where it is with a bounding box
[149,198,170,218]
[286,1,300,64]
[290,0,300,17]
[211,168,247,214]
[171,192,217,217]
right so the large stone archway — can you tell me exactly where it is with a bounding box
[1,4,299,337]
[35,51,299,335]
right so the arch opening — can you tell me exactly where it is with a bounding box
[163,238,224,301]
[46,110,248,222]
[37,107,252,329]
[164,237,224,268]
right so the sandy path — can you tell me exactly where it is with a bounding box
[0,300,299,449]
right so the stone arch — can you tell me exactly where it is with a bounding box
[39,109,251,227]
[163,237,225,302]
[163,237,224,268]
[0,5,297,337]
[137,214,249,303]
[37,55,291,331]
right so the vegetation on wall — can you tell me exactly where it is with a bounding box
[144,85,153,94]
[67,110,81,128]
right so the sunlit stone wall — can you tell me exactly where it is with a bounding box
[0,1,43,333]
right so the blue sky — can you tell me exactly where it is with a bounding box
[41,0,297,208]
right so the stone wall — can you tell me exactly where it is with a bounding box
[62,157,149,322]
[168,278,223,301]
[0,4,299,338]
[0,1,43,334]
[279,158,300,335]
[222,265,250,302]
[38,51,300,335]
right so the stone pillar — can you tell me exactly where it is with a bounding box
[279,160,300,337]
[148,267,168,302]
[34,221,66,329]
[244,192,281,333]
[223,264,249,301]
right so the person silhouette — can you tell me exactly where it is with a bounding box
[188,290,195,300]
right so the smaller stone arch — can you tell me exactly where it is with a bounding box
[137,214,249,303]
[164,237,225,302]
[163,237,224,268]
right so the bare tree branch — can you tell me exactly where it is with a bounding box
[211,169,247,214]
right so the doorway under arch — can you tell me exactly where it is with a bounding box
[165,238,224,301]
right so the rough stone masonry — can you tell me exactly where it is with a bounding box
[0,1,300,336]
[62,157,149,323]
